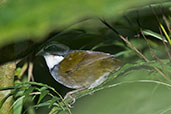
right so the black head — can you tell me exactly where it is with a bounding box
[37,42,70,56]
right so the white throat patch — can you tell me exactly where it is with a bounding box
[44,55,64,69]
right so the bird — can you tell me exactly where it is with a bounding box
[37,42,125,99]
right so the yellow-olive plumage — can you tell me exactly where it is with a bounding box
[57,50,124,89]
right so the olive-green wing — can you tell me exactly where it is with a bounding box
[58,50,124,88]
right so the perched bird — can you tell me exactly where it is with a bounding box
[38,42,125,95]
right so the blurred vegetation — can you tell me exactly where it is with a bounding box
[0,0,171,114]
[0,0,162,48]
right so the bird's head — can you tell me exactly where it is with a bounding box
[37,42,70,69]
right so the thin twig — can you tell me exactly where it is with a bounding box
[141,30,157,59]
[141,29,169,78]
[28,62,34,81]
[19,63,28,80]
[163,15,171,33]
[121,34,169,80]
[119,34,150,62]
[100,20,169,80]
[28,53,34,82]
[159,27,171,60]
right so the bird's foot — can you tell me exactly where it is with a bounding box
[63,88,85,107]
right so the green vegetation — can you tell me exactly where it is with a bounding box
[0,0,171,114]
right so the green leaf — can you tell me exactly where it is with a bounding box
[23,86,35,101]
[14,67,22,76]
[13,96,23,114]
[37,90,49,104]
[0,86,15,91]
[38,86,48,91]
[49,96,60,108]
[33,100,52,108]
[143,29,168,43]
[49,107,69,114]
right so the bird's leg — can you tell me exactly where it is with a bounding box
[64,88,85,105]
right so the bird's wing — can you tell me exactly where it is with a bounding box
[59,50,112,73]
[57,50,124,88]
